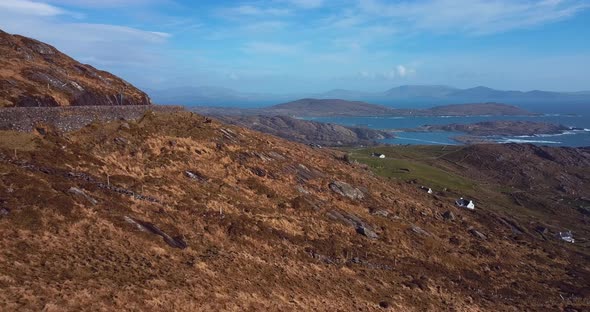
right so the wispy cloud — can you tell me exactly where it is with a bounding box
[0,0,171,68]
[0,0,65,16]
[356,65,416,80]
[357,0,590,34]
[43,0,170,8]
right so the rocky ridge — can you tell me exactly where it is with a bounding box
[0,29,150,107]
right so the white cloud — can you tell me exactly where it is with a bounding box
[0,0,65,16]
[355,65,416,80]
[357,0,590,34]
[0,12,171,68]
[396,65,407,77]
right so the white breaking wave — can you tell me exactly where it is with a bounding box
[395,136,456,145]
[497,138,562,144]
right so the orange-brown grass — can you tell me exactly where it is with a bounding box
[0,112,588,311]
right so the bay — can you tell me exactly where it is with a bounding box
[306,114,590,147]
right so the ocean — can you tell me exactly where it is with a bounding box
[306,114,590,147]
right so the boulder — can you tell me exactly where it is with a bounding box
[68,187,98,205]
[184,170,208,183]
[329,181,364,200]
[356,225,379,239]
[442,211,455,221]
[0,207,10,216]
[468,227,487,240]
[410,225,431,236]
[113,137,128,145]
[370,209,390,217]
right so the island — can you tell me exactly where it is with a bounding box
[418,121,570,136]
[191,99,538,118]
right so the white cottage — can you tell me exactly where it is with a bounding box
[557,231,575,243]
[456,198,475,210]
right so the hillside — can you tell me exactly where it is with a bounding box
[349,144,590,255]
[425,103,533,116]
[195,99,535,118]
[216,115,394,146]
[0,30,150,107]
[0,112,589,311]
[420,121,569,136]
[265,98,397,117]
[266,100,534,117]
[152,85,590,110]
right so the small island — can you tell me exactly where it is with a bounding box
[406,120,584,145]
[420,121,570,136]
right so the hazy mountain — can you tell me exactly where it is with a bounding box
[312,89,373,99]
[382,85,458,98]
[150,85,590,112]
[265,98,397,117]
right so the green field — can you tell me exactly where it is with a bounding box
[345,145,475,193]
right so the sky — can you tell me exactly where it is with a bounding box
[0,0,589,93]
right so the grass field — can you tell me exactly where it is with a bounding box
[345,145,475,193]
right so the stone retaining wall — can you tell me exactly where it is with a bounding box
[0,105,184,132]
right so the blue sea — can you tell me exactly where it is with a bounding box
[305,114,590,147]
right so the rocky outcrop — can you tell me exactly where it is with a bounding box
[216,115,394,146]
[329,181,365,200]
[0,29,151,107]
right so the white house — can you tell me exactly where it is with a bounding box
[372,153,386,159]
[557,231,575,243]
[456,198,475,210]
[420,186,434,194]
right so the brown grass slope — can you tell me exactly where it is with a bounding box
[0,112,589,311]
[216,114,394,146]
[0,29,150,107]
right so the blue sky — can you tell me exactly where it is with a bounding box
[0,0,589,93]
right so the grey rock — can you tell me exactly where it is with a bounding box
[295,185,310,195]
[468,227,487,240]
[329,181,364,200]
[124,216,187,249]
[114,137,128,145]
[184,170,207,183]
[410,225,431,236]
[68,187,98,205]
[442,211,455,221]
[356,225,379,239]
[327,209,377,239]
[371,209,390,217]
[119,122,131,130]
[0,208,10,216]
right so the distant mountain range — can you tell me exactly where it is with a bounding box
[149,85,590,112]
